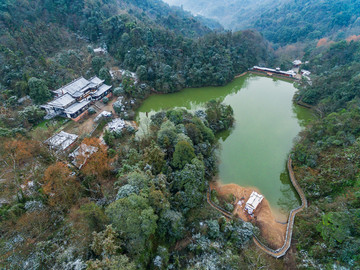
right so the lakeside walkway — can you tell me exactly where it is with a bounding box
[207,156,307,258]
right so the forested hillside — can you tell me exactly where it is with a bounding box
[254,0,360,45]
[291,40,360,268]
[0,0,275,269]
[0,0,269,98]
[2,0,359,268]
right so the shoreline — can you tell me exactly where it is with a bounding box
[248,70,298,82]
[208,157,307,258]
[210,182,287,249]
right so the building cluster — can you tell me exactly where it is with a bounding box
[251,59,312,81]
[41,76,112,120]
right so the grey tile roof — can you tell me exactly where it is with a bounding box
[54,77,90,96]
[48,93,75,108]
[92,84,112,97]
[89,76,104,87]
[45,131,78,150]
[64,100,91,115]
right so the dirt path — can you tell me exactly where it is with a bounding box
[63,97,118,136]
[234,71,248,78]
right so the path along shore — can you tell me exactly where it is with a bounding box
[207,157,307,258]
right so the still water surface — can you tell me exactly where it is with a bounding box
[136,75,313,220]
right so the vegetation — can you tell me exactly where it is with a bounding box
[0,0,269,139]
[297,40,360,113]
[168,0,360,46]
[1,0,360,269]
[0,0,269,100]
[0,101,260,268]
[254,0,360,45]
[291,39,360,268]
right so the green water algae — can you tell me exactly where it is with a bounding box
[136,74,313,220]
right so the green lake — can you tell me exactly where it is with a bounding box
[136,74,313,221]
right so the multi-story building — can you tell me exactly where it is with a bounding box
[41,76,112,119]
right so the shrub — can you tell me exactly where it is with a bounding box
[88,107,96,115]
[102,97,109,104]
[113,87,124,97]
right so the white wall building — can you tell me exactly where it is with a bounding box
[245,191,264,215]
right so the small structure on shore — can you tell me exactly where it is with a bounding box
[245,191,264,215]
[251,66,296,78]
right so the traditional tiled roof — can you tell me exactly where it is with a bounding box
[92,84,112,97]
[64,100,91,115]
[45,131,78,150]
[45,76,112,118]
[53,77,90,96]
[89,76,104,87]
[47,93,75,108]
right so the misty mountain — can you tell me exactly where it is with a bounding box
[163,0,287,30]
[164,0,360,45]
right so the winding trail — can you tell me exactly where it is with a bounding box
[207,156,307,258]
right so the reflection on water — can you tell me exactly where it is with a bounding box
[276,169,301,220]
[136,75,314,219]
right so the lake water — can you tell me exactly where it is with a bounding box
[136,74,313,220]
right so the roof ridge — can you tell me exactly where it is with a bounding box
[55,76,87,92]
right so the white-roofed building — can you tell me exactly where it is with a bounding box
[301,70,311,76]
[94,111,112,122]
[69,143,98,169]
[252,66,296,78]
[93,47,107,54]
[64,100,91,119]
[244,191,264,215]
[292,60,302,66]
[45,131,78,151]
[92,84,112,100]
[41,76,112,120]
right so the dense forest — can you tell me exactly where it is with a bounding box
[254,0,360,45]
[0,0,275,269]
[0,0,269,97]
[1,0,360,269]
[291,40,360,268]
[0,0,270,137]
[1,98,262,268]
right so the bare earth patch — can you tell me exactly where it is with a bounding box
[63,97,118,136]
[211,182,287,249]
